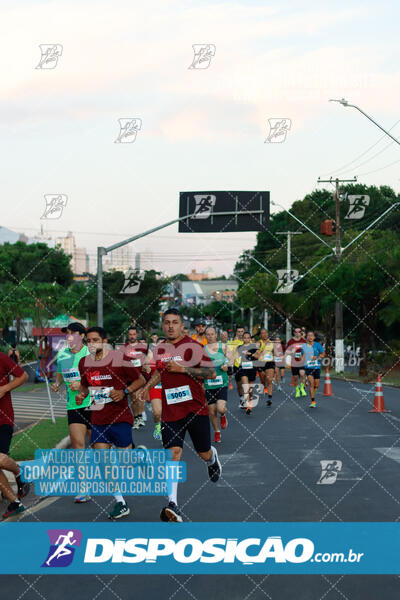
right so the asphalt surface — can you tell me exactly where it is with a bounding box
[2,376,400,599]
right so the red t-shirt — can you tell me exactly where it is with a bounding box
[0,353,25,427]
[286,337,306,362]
[154,336,213,422]
[79,350,142,426]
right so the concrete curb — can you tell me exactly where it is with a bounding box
[55,435,71,449]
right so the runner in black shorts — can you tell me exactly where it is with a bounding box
[52,323,92,504]
[137,309,222,522]
[233,332,258,415]
[204,327,230,443]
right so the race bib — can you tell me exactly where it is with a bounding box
[206,375,223,386]
[89,386,114,405]
[241,361,253,369]
[307,360,319,368]
[263,353,273,361]
[165,385,193,405]
[63,368,80,382]
[275,356,283,364]
[130,359,141,367]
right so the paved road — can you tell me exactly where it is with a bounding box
[2,376,400,598]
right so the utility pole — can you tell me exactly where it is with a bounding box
[317,176,356,373]
[263,309,268,331]
[276,231,303,342]
[249,307,255,335]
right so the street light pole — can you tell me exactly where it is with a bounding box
[317,176,356,373]
[277,231,303,342]
[330,98,400,146]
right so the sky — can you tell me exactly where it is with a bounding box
[1,0,400,276]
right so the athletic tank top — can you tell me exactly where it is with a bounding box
[204,342,229,389]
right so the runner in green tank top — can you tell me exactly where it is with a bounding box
[204,327,231,443]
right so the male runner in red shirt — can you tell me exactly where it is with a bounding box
[137,308,221,522]
[286,327,307,398]
[76,327,145,520]
[0,353,29,519]
[122,326,150,429]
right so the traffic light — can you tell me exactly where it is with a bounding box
[320,219,334,236]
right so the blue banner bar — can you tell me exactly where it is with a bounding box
[0,523,399,574]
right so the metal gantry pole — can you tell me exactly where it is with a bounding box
[277,231,302,342]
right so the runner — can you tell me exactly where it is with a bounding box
[0,353,29,519]
[286,327,307,398]
[233,332,258,415]
[52,322,92,503]
[254,329,275,406]
[220,330,228,344]
[8,344,21,366]
[146,337,166,441]
[204,326,230,443]
[137,308,221,522]
[76,326,146,520]
[301,331,325,408]
[149,333,159,352]
[226,326,244,401]
[191,319,207,346]
[273,334,286,391]
[122,326,149,430]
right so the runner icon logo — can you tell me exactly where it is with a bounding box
[115,118,142,143]
[36,44,63,69]
[42,529,82,567]
[265,118,291,143]
[188,44,216,69]
[191,195,216,219]
[345,195,370,220]
[41,194,68,220]
[317,460,342,485]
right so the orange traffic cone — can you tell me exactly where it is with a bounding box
[323,367,333,396]
[290,376,295,387]
[369,374,390,413]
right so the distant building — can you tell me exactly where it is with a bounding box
[104,244,133,272]
[55,231,89,275]
[0,225,54,247]
[175,279,238,306]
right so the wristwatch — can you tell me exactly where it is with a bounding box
[124,387,130,396]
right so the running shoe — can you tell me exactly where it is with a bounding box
[277,385,282,391]
[17,482,30,500]
[74,495,91,503]
[220,415,228,430]
[2,501,25,520]
[109,502,130,520]
[160,501,183,522]
[246,407,252,415]
[133,415,145,429]
[153,423,162,440]
[264,387,268,394]
[300,384,307,397]
[309,400,316,408]
[267,397,272,406]
[214,431,221,443]
[207,450,222,483]
[239,399,246,409]
[295,386,300,398]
